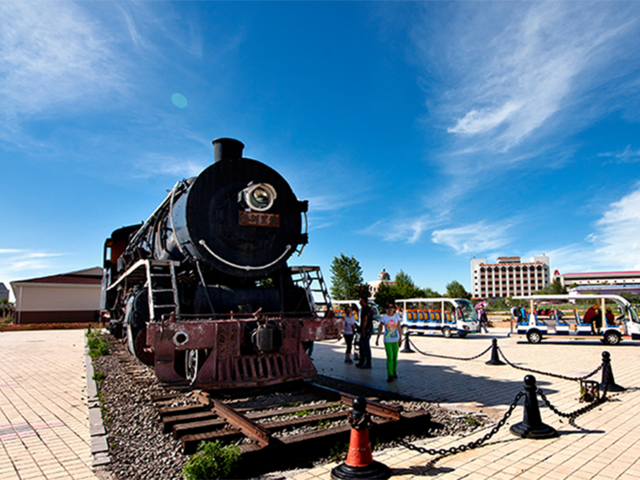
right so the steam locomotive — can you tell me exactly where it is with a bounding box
[101,138,341,389]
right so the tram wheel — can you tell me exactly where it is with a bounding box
[604,331,621,346]
[526,330,542,344]
[442,327,452,338]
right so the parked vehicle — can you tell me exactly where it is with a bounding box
[331,300,381,329]
[513,294,640,345]
[395,298,480,338]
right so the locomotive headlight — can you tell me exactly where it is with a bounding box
[239,183,277,212]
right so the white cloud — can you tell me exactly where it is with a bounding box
[432,222,511,254]
[133,155,207,179]
[363,214,440,244]
[539,184,640,274]
[593,186,640,269]
[410,1,640,208]
[0,249,64,283]
[0,2,126,122]
[598,145,640,163]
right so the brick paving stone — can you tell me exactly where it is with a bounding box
[284,330,640,479]
[0,330,99,480]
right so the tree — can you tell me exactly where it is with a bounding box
[418,287,441,298]
[446,280,471,300]
[374,282,396,310]
[329,253,364,300]
[394,270,420,299]
[535,279,567,295]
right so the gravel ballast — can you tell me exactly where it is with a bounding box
[92,334,492,479]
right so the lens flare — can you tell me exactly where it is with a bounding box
[171,93,188,109]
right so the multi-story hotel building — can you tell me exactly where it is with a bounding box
[471,256,550,299]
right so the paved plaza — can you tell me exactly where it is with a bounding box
[1,328,639,479]
[290,329,640,480]
[0,330,97,480]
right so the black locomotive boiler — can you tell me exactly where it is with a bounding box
[101,138,341,389]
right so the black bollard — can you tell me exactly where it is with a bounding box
[510,375,558,439]
[599,351,625,392]
[401,329,414,353]
[486,338,505,365]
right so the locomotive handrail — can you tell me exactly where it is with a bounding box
[199,239,292,271]
[106,259,180,290]
[125,180,186,256]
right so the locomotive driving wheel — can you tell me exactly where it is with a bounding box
[185,350,209,384]
[185,350,199,384]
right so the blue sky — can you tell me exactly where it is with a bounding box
[2,1,640,301]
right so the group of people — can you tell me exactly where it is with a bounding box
[584,304,617,334]
[511,303,617,335]
[338,297,402,383]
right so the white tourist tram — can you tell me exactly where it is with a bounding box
[331,300,381,328]
[395,298,480,338]
[513,294,640,345]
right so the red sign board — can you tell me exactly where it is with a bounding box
[239,211,280,228]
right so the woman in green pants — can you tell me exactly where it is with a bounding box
[376,304,403,382]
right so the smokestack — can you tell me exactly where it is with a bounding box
[212,138,245,163]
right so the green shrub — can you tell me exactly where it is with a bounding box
[182,441,242,480]
[87,336,109,358]
[93,371,106,383]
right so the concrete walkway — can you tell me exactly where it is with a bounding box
[290,329,640,480]
[0,330,97,480]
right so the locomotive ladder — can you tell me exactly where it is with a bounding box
[145,260,180,321]
[290,266,332,315]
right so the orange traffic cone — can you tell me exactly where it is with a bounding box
[331,397,390,480]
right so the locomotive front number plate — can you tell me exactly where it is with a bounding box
[239,211,280,228]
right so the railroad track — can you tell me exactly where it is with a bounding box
[151,382,433,458]
[103,338,480,476]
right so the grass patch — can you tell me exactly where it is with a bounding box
[182,440,242,480]
[87,329,109,359]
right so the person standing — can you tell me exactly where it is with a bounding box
[376,303,402,382]
[343,306,357,364]
[479,306,489,333]
[355,296,373,369]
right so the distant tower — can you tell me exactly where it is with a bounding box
[368,268,394,300]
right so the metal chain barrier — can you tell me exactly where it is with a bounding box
[408,338,492,361]
[396,392,524,456]
[497,346,602,382]
[537,385,608,419]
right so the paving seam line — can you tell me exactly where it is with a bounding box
[85,331,111,468]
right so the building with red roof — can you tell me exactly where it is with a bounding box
[10,267,102,324]
[554,270,640,294]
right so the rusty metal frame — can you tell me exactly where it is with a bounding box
[195,391,270,447]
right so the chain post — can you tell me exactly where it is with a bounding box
[486,338,505,365]
[510,375,558,439]
[401,329,414,353]
[599,351,625,392]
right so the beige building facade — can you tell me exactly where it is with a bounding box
[471,255,550,299]
[10,267,102,324]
